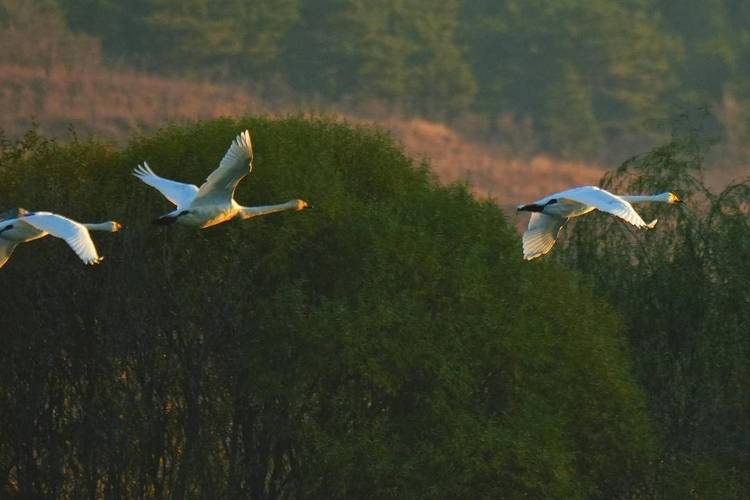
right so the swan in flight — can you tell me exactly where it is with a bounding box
[517,186,682,260]
[0,208,122,268]
[133,130,311,229]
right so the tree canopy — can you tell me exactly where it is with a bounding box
[0,117,662,498]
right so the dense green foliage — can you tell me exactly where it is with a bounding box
[558,116,750,496]
[28,0,748,157]
[0,118,659,497]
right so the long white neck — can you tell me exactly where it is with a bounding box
[238,200,300,219]
[619,194,671,204]
[83,222,116,232]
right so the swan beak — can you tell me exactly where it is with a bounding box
[306,204,314,210]
[115,222,123,231]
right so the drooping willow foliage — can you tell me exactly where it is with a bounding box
[558,121,750,496]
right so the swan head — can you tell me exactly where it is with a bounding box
[83,221,123,232]
[294,199,313,211]
[650,192,682,204]
[666,192,683,204]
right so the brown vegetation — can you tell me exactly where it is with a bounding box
[0,61,606,210]
[1,0,747,216]
[382,117,603,204]
[0,64,262,138]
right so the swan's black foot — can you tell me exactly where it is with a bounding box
[153,210,191,225]
[153,216,177,225]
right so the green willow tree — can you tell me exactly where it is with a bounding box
[557,118,750,497]
[1,118,656,498]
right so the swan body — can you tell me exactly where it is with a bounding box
[0,209,122,268]
[134,130,311,229]
[517,186,682,260]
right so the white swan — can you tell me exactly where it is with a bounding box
[133,130,311,228]
[517,186,682,260]
[0,208,122,268]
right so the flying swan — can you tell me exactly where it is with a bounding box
[517,186,682,260]
[133,130,311,228]
[0,208,122,268]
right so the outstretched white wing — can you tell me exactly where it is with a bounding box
[556,186,656,228]
[191,130,253,207]
[0,238,20,268]
[522,213,566,260]
[20,213,101,265]
[133,162,198,208]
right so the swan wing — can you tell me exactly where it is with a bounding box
[0,238,20,268]
[20,214,101,265]
[192,130,253,207]
[523,213,565,260]
[557,186,652,228]
[133,162,198,208]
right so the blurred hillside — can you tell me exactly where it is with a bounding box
[51,0,750,156]
[1,0,749,204]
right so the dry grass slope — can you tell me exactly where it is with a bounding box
[0,62,606,212]
[0,64,262,138]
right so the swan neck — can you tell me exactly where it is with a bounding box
[239,200,298,219]
[83,222,114,231]
[619,195,667,204]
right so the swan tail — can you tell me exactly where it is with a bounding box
[646,219,658,229]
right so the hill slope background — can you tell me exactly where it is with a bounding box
[0,61,604,208]
[2,0,749,209]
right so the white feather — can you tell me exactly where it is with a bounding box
[0,211,120,268]
[0,238,19,268]
[133,162,198,208]
[133,130,309,229]
[522,213,565,260]
[519,186,675,260]
[191,129,253,207]
[20,213,102,265]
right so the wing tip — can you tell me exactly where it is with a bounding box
[133,162,158,179]
[243,130,253,156]
[523,251,545,261]
[133,162,148,176]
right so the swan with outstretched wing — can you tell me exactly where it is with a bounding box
[0,210,122,268]
[134,130,311,229]
[517,186,682,260]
